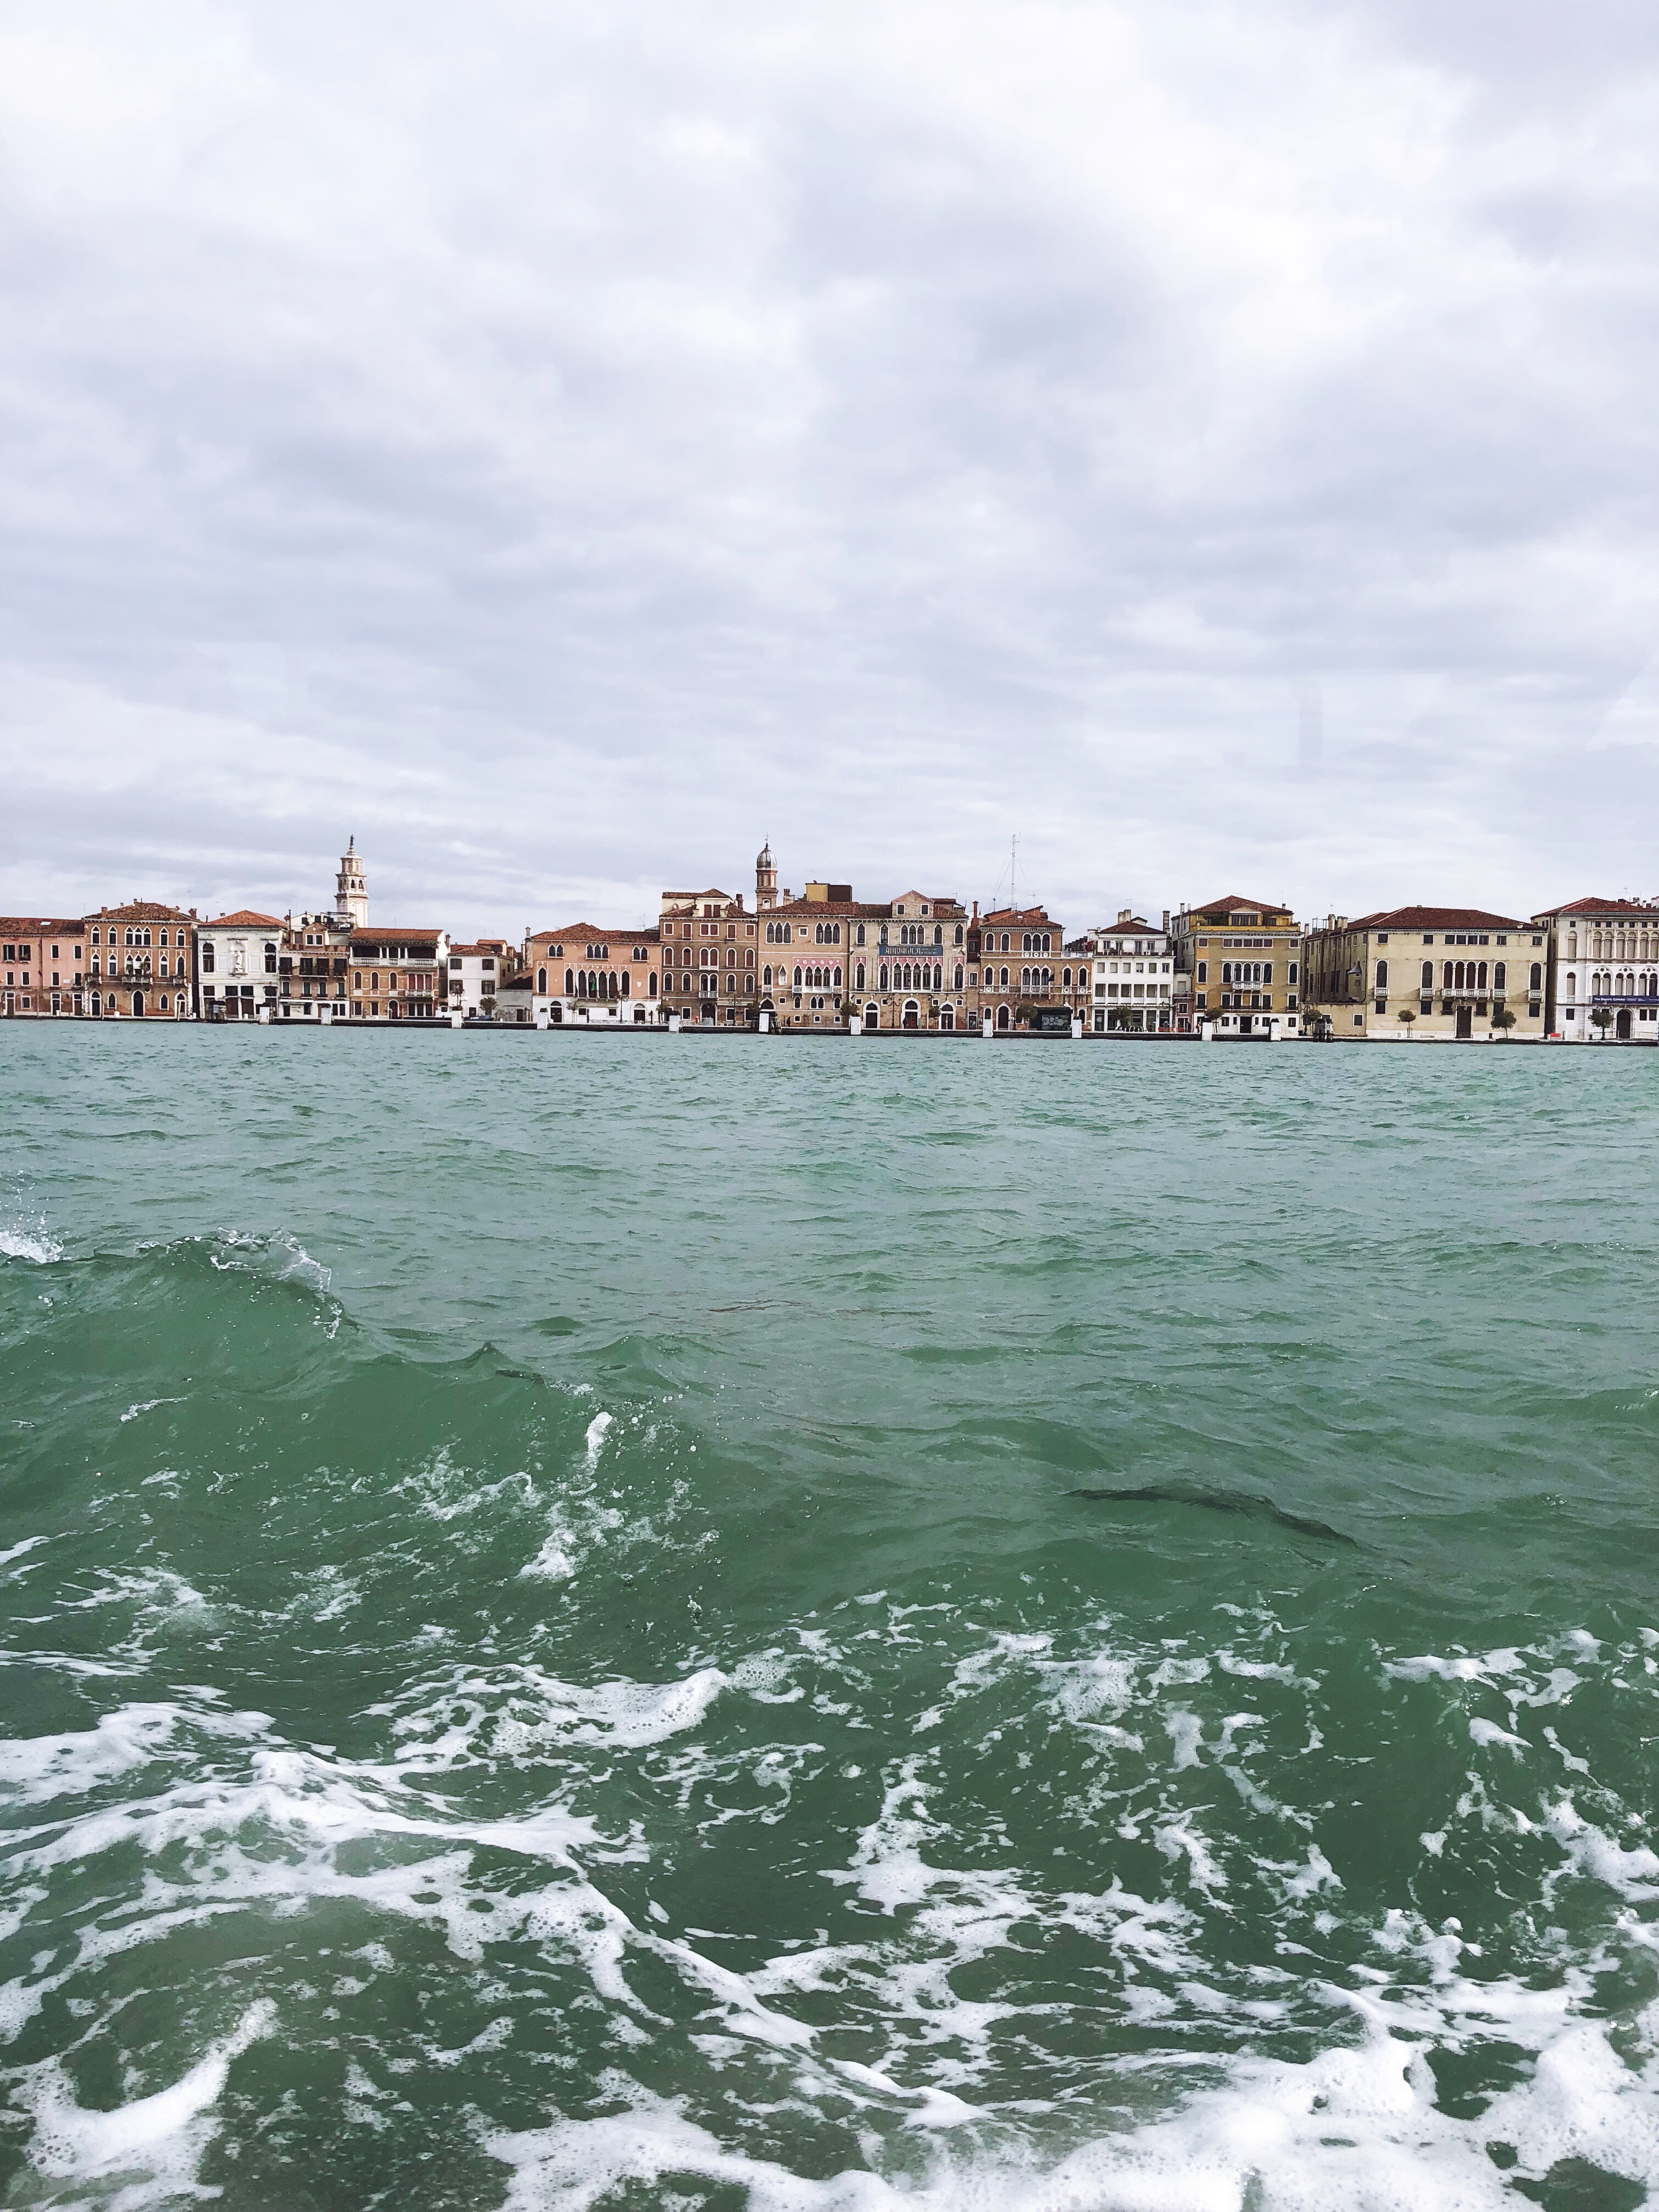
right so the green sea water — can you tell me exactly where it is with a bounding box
[3,1026,1659,2211]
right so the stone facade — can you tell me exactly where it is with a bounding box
[84,903,196,1018]
[1531,899,1659,1043]
[657,890,757,1025]
[1301,906,1546,1040]
[199,912,283,1020]
[526,926,664,1024]
[972,905,1070,1033]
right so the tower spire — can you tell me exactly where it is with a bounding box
[336,838,368,929]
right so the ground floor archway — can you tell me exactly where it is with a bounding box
[1618,1008,1632,1040]
[132,991,145,1018]
[996,1005,1011,1030]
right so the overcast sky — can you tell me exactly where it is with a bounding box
[2,0,1656,934]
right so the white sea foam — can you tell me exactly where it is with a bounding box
[487,1962,1659,2212]
[0,1703,190,1803]
[17,1999,275,2205]
[1,1227,63,1263]
[120,1396,184,1423]
[0,1534,49,1571]
[202,1227,332,1293]
[583,1409,612,1469]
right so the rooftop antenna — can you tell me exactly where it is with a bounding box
[1010,834,1018,912]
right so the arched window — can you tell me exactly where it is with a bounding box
[1442,962,1453,989]
[855,962,865,989]
[565,969,574,995]
[1375,961,1387,989]
[879,964,889,990]
[1421,962,1433,991]
[934,926,943,946]
[794,965,803,987]
[1477,961,1488,990]
[856,924,865,946]
[1528,963,1541,991]
[954,925,963,946]
[1492,962,1504,991]
[953,963,963,989]
[537,966,546,994]
[620,971,630,996]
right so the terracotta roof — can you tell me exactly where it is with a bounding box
[1,917,83,934]
[349,926,441,941]
[89,901,195,921]
[206,910,284,928]
[1087,917,1159,935]
[979,906,1058,927]
[1342,905,1526,932]
[763,899,889,920]
[530,924,660,943]
[1189,895,1294,921]
[1532,897,1659,920]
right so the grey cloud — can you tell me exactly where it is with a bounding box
[2,0,1657,934]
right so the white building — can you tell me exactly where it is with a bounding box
[336,838,369,930]
[1076,910,1176,1032]
[199,912,283,1020]
[445,940,514,1018]
[1533,898,1659,1042]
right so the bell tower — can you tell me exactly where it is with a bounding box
[755,841,778,912]
[336,836,368,929]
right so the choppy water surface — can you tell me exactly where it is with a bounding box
[3,1027,1659,2211]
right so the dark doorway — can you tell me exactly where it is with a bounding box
[1617,1009,1632,1040]
[132,992,145,1018]
[1455,1005,1472,1039]
[1239,1014,1254,1037]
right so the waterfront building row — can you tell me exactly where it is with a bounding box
[4,840,1656,1042]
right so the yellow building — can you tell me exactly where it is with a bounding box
[1301,906,1547,1039]
[1170,894,1301,1037]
